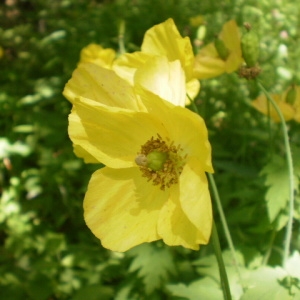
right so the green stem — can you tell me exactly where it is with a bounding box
[212,221,232,300]
[208,173,245,291]
[257,81,294,267]
[118,20,126,55]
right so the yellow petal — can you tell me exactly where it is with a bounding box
[193,43,226,79]
[63,63,146,111]
[219,20,242,57]
[157,185,206,250]
[79,43,116,68]
[84,167,168,252]
[134,56,186,107]
[179,158,212,243]
[69,101,167,168]
[252,94,295,122]
[141,18,195,80]
[186,78,200,105]
[113,51,151,85]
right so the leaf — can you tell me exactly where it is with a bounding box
[167,277,222,300]
[260,155,290,223]
[241,266,292,300]
[72,284,114,300]
[128,243,175,294]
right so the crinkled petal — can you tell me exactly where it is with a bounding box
[179,158,212,242]
[113,51,151,85]
[63,63,146,111]
[225,51,243,73]
[69,102,168,167]
[193,44,226,79]
[141,18,195,80]
[84,167,168,252]
[138,89,213,173]
[186,78,200,105]
[157,185,206,250]
[134,56,186,107]
[252,94,295,122]
[220,20,242,56]
[79,43,116,68]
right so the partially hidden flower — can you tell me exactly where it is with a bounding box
[79,43,116,69]
[193,20,243,79]
[63,59,213,252]
[252,86,300,122]
[112,18,200,105]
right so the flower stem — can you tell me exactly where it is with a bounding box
[208,173,245,291]
[211,221,232,300]
[118,20,126,55]
[256,80,294,267]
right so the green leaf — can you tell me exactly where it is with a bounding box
[241,266,292,300]
[128,243,175,294]
[72,284,114,300]
[260,155,290,224]
[167,277,223,300]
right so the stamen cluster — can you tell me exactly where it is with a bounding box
[136,134,186,190]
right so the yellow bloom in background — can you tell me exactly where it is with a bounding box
[113,18,200,105]
[63,64,213,252]
[193,20,243,79]
[65,55,188,108]
[79,43,116,68]
[252,86,300,122]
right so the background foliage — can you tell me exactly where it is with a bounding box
[1,0,300,299]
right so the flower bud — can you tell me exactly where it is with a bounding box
[241,23,259,67]
[285,85,297,105]
[214,38,229,60]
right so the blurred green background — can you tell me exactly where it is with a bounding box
[1,0,300,299]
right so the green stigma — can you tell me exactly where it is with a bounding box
[146,151,168,171]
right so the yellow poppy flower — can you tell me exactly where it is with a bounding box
[113,18,200,105]
[193,20,243,79]
[252,86,300,122]
[64,65,213,252]
[79,43,116,69]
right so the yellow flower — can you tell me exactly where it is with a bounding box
[113,18,200,105]
[79,43,116,68]
[64,64,213,252]
[193,20,243,79]
[65,55,189,108]
[252,86,300,122]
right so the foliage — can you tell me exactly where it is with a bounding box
[1,0,300,299]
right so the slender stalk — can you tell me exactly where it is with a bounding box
[211,221,232,300]
[118,20,126,55]
[256,81,294,267]
[208,173,245,291]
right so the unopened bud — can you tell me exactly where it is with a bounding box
[285,85,297,105]
[241,23,259,67]
[214,38,229,60]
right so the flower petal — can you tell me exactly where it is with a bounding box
[79,43,116,68]
[252,94,294,122]
[69,101,167,167]
[84,167,168,252]
[220,20,242,57]
[193,44,226,79]
[134,56,186,107]
[141,18,195,80]
[113,51,151,85]
[63,63,145,111]
[179,158,212,242]
[157,186,207,250]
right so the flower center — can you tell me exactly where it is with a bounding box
[135,134,186,190]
